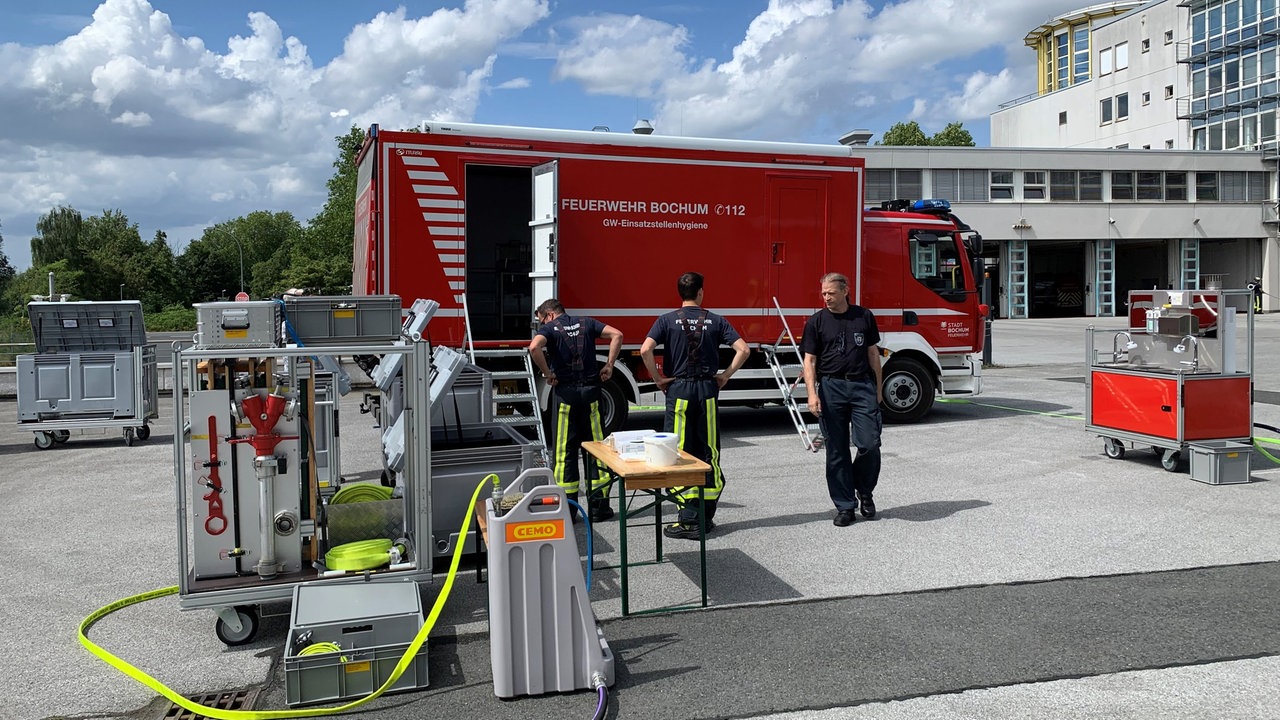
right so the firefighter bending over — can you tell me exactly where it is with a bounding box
[529,299,623,522]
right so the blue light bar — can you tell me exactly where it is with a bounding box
[912,198,951,212]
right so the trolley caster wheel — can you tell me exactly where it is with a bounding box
[214,605,259,646]
[135,424,151,441]
[1160,449,1182,472]
[52,430,71,444]
[123,427,136,447]
[1104,438,1125,459]
[34,432,55,450]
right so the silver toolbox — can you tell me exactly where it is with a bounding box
[194,301,282,348]
[284,580,428,706]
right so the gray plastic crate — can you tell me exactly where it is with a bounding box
[1188,440,1252,485]
[284,580,428,706]
[27,301,146,353]
[283,295,402,345]
[430,422,537,557]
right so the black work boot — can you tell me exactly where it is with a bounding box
[588,492,615,522]
[858,492,876,519]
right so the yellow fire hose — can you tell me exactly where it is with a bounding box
[77,475,493,719]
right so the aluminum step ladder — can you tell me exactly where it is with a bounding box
[759,298,822,452]
[460,294,549,466]
[469,348,549,467]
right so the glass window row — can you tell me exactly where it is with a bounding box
[865,169,1270,204]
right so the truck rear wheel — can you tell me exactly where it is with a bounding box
[599,377,629,436]
[880,356,935,424]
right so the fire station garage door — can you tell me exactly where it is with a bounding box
[1029,241,1086,318]
[1114,241,1168,314]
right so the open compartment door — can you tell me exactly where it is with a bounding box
[529,161,558,310]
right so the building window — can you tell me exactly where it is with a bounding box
[1249,172,1268,201]
[990,170,1014,200]
[1142,91,1151,105]
[1165,85,1174,99]
[1137,172,1163,200]
[1196,172,1218,201]
[1115,42,1129,71]
[1080,171,1103,201]
[866,170,894,203]
[1165,172,1187,201]
[1116,93,1129,121]
[1112,171,1134,200]
[1059,111,1068,125]
[1101,97,1114,124]
[1164,29,1173,45]
[1024,171,1046,199]
[896,169,923,201]
[1100,47,1114,75]
[1220,171,1247,202]
[1141,38,1150,53]
[1055,31,1070,89]
[1073,24,1090,84]
[1050,171,1077,201]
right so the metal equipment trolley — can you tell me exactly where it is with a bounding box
[16,300,158,449]
[1085,289,1254,472]
[172,339,433,644]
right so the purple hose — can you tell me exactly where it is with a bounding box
[592,684,608,720]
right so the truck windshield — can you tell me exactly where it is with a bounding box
[909,233,968,295]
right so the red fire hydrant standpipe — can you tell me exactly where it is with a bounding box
[228,391,297,580]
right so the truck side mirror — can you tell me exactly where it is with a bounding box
[964,233,983,256]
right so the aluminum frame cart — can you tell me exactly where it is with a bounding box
[1085,289,1254,473]
[172,339,433,645]
[16,300,158,449]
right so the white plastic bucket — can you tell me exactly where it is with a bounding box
[643,433,680,466]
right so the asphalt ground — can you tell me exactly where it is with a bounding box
[5,315,1280,719]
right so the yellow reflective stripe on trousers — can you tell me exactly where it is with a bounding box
[587,401,611,491]
[553,400,574,490]
[670,397,691,507]
[77,478,490,720]
[703,397,723,500]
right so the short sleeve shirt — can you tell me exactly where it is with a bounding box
[800,305,881,378]
[646,306,742,379]
[536,314,605,383]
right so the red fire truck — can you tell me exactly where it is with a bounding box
[353,122,987,433]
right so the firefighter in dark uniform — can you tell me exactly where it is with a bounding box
[529,299,623,522]
[1249,276,1264,313]
[801,272,884,527]
[640,272,751,539]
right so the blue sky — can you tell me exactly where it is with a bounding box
[0,0,1087,271]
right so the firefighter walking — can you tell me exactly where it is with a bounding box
[641,272,751,539]
[529,299,623,522]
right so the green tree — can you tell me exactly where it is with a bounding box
[877,121,929,146]
[176,211,303,302]
[30,206,85,267]
[930,122,976,147]
[135,230,180,311]
[1,260,88,317]
[81,209,148,300]
[0,220,15,293]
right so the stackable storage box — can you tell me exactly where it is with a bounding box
[282,295,402,345]
[284,580,428,706]
[18,302,157,422]
[193,301,282,348]
[1188,440,1252,485]
[429,422,538,558]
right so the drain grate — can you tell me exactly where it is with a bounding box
[160,688,260,719]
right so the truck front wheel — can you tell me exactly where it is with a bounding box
[880,357,935,424]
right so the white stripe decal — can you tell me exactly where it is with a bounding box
[443,267,465,277]
[407,170,449,181]
[429,226,464,236]
[401,156,440,166]
[422,212,464,223]
[419,198,464,209]
[868,307,969,316]
[411,184,458,195]
[448,281,465,290]
[863,215,954,226]
[439,253,464,264]
[433,240,464,250]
